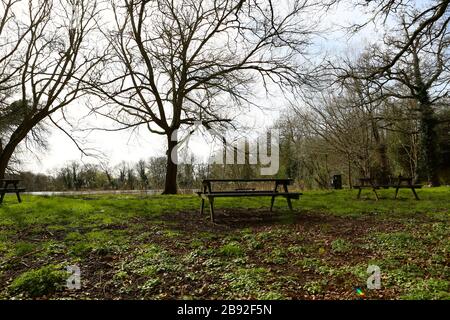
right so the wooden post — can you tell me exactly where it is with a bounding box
[270,181,279,211]
[16,192,21,203]
[347,155,352,189]
[373,188,380,201]
[209,197,215,223]
[200,198,205,215]
[282,182,293,211]
[200,182,207,215]
[394,187,400,199]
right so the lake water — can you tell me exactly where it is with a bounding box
[25,189,198,196]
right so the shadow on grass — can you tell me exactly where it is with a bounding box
[159,208,299,230]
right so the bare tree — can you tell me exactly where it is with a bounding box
[117,161,127,188]
[293,92,376,182]
[348,15,450,185]
[336,52,394,183]
[127,166,136,189]
[92,0,320,194]
[148,156,167,189]
[0,0,38,174]
[136,159,149,189]
[0,0,105,178]
[0,0,30,92]
[100,161,117,189]
[350,0,449,78]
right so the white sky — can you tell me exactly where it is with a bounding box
[20,1,382,175]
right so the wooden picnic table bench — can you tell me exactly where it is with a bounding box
[353,175,422,200]
[197,178,302,222]
[0,179,25,204]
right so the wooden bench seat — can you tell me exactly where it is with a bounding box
[0,179,26,204]
[353,185,381,189]
[354,176,422,200]
[0,187,26,193]
[197,191,301,197]
[395,185,422,189]
[197,179,302,222]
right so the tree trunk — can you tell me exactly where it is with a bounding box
[0,141,19,179]
[162,134,178,194]
[419,103,440,186]
[370,116,390,184]
[0,155,10,179]
[376,143,390,183]
[347,154,353,189]
[0,118,44,180]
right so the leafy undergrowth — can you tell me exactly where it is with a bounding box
[9,265,69,298]
[0,188,448,300]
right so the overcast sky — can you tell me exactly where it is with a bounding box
[21,1,380,175]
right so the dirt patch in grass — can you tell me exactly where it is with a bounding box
[159,209,405,237]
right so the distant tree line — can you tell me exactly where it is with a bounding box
[14,158,198,192]
[15,153,284,191]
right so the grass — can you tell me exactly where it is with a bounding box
[9,265,69,297]
[331,239,352,253]
[0,187,448,299]
[219,242,244,257]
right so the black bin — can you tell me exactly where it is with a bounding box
[332,174,342,189]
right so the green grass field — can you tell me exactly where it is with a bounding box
[0,187,449,299]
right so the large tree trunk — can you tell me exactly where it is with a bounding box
[0,132,26,179]
[0,138,21,179]
[0,120,40,180]
[162,134,178,194]
[0,154,11,179]
[419,103,440,186]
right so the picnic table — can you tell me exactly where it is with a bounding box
[0,179,25,204]
[197,178,302,222]
[353,175,422,200]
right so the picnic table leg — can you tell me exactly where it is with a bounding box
[285,196,293,211]
[200,184,208,215]
[373,188,379,201]
[0,192,4,204]
[208,197,215,223]
[270,182,279,211]
[200,198,205,215]
[14,182,22,203]
[394,187,399,199]
[16,192,22,203]
[270,197,276,211]
[411,187,419,200]
[357,188,362,199]
[282,184,293,211]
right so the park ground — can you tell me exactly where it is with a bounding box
[0,187,449,300]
